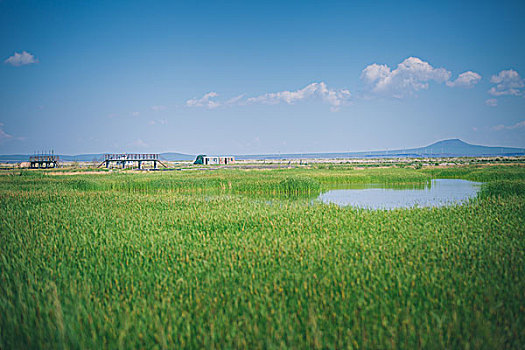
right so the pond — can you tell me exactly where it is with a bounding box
[316,179,481,209]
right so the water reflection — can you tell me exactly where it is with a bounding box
[317,179,481,209]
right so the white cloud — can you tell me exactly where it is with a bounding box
[485,98,498,107]
[245,82,350,111]
[0,123,23,143]
[225,94,246,106]
[186,82,351,111]
[131,111,140,116]
[361,57,451,98]
[446,71,482,88]
[186,92,220,109]
[149,119,168,126]
[488,70,524,96]
[0,123,13,143]
[492,120,525,131]
[4,51,38,66]
[508,120,525,129]
[151,105,167,111]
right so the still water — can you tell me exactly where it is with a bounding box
[317,179,481,209]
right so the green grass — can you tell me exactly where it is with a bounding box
[1,165,524,349]
[423,164,525,182]
[479,179,525,198]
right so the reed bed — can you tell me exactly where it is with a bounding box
[0,165,524,349]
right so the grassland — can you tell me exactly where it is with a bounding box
[1,165,524,349]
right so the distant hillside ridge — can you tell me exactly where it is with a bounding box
[1,139,524,163]
[235,139,525,160]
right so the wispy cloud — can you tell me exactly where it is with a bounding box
[446,71,482,88]
[361,57,451,98]
[186,92,221,109]
[485,98,498,107]
[149,119,168,126]
[488,69,524,96]
[151,105,167,112]
[225,94,246,106]
[4,51,38,66]
[244,82,351,111]
[0,123,23,143]
[492,120,525,131]
[130,111,140,117]
[0,123,13,143]
[186,82,351,111]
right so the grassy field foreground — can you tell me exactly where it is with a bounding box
[1,166,524,348]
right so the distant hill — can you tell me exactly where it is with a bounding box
[1,139,524,163]
[397,138,525,157]
[236,139,525,160]
[159,152,196,161]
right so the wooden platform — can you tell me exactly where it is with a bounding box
[29,155,59,168]
[100,154,166,169]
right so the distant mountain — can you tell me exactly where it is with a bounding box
[236,139,525,159]
[398,138,525,157]
[1,139,524,163]
[159,152,196,161]
[0,154,32,163]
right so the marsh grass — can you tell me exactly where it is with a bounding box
[479,180,525,198]
[0,165,524,348]
[278,176,321,195]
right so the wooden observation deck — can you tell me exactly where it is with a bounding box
[100,154,166,169]
[29,155,59,168]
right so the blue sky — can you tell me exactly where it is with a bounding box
[1,0,524,155]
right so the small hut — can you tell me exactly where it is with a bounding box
[194,155,235,165]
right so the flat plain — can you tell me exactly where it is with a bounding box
[1,164,524,349]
